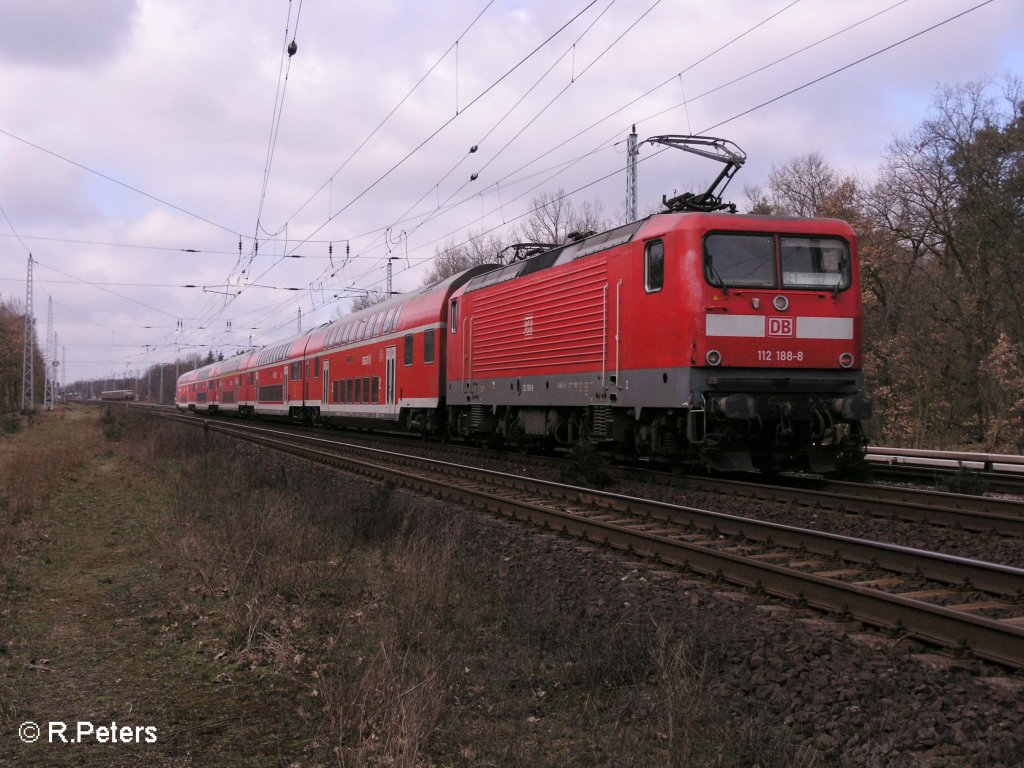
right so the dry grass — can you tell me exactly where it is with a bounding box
[120,411,821,767]
[0,410,85,524]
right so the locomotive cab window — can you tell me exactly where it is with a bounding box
[704,233,775,288]
[781,237,850,290]
[450,300,458,333]
[645,240,665,293]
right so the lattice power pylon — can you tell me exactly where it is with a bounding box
[44,297,54,411]
[20,254,34,414]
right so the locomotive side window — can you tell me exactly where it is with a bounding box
[423,329,436,364]
[645,240,665,293]
[705,234,775,288]
[450,300,458,333]
[404,334,414,366]
[781,237,850,291]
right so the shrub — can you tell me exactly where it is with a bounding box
[1,413,21,434]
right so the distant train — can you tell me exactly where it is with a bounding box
[100,389,136,401]
[177,208,871,473]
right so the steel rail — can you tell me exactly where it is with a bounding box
[162,414,1024,668]
[669,474,1024,537]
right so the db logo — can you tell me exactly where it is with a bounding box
[768,317,794,337]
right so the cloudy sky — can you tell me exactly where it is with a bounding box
[1,0,1021,385]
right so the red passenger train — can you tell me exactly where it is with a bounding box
[178,210,871,473]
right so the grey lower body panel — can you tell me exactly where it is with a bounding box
[449,366,863,411]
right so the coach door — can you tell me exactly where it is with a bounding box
[322,360,330,409]
[385,346,397,417]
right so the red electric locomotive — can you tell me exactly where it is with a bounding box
[444,211,870,472]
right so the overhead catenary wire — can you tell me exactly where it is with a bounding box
[270,1,601,267]
[330,0,1003,299]
[0,126,243,238]
[298,0,802,294]
[252,0,300,240]
[148,0,987,360]
[46,0,1002,381]
[268,0,656,311]
[361,0,629,263]
[379,0,910,259]
[271,0,499,233]
[0,201,32,256]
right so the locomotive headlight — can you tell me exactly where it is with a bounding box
[705,349,722,367]
[838,352,855,369]
[772,295,789,311]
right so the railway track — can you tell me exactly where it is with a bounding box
[653,473,1024,538]
[866,446,1024,494]
[159,412,1024,669]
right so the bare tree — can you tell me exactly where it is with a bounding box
[864,77,1024,447]
[746,153,849,217]
[421,230,507,286]
[514,188,607,245]
[419,188,609,287]
[349,289,391,312]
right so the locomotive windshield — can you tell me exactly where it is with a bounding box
[705,233,850,291]
[780,237,849,290]
[704,233,774,287]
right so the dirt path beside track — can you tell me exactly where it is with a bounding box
[0,407,307,767]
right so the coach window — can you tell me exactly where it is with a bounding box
[423,328,436,364]
[362,377,371,402]
[347,379,354,402]
[291,361,302,380]
[371,376,380,402]
[354,378,362,403]
[404,334,414,366]
[314,357,321,378]
[450,300,458,333]
[645,240,665,293]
